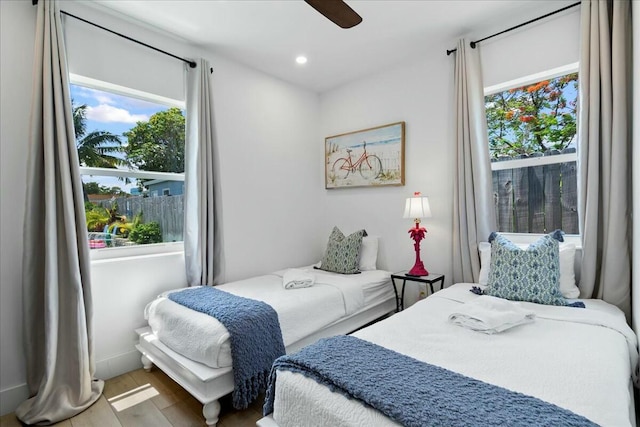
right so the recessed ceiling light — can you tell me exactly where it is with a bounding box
[296,56,308,65]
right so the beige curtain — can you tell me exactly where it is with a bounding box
[578,0,632,320]
[184,59,224,286]
[16,0,103,424]
[452,39,497,284]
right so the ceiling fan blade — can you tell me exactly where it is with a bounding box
[304,0,362,29]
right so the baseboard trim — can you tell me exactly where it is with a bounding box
[0,383,28,417]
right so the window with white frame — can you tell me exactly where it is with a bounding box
[70,74,186,251]
[484,63,579,235]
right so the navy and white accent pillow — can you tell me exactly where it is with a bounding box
[318,227,367,274]
[484,231,584,307]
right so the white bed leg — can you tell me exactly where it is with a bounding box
[140,354,153,372]
[203,400,221,426]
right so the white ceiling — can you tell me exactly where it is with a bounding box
[94,0,576,93]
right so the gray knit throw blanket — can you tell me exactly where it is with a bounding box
[169,286,285,409]
[264,335,597,427]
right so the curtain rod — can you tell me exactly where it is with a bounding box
[446,1,580,56]
[32,0,196,68]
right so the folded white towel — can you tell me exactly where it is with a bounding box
[283,268,315,289]
[448,295,536,334]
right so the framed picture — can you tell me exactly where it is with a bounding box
[325,121,405,189]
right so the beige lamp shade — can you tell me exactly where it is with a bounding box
[403,192,432,219]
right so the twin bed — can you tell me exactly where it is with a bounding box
[135,266,396,425]
[258,282,637,426]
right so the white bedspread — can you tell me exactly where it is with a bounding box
[272,283,638,427]
[145,268,390,368]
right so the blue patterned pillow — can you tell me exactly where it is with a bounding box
[319,227,367,274]
[484,232,583,307]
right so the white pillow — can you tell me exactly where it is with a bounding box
[557,243,578,298]
[478,241,578,298]
[478,242,492,285]
[358,236,379,271]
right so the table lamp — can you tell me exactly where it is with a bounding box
[403,192,432,276]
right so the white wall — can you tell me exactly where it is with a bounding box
[0,0,322,415]
[0,0,36,416]
[64,6,184,102]
[318,8,580,304]
[319,55,455,289]
[91,250,188,380]
[480,9,580,87]
[209,54,324,280]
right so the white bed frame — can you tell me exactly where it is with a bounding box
[135,296,395,426]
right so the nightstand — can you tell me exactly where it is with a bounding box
[391,272,445,311]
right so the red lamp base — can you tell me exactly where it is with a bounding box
[407,261,429,277]
[407,222,429,277]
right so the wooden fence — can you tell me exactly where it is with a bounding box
[97,195,184,243]
[380,154,400,175]
[492,149,578,234]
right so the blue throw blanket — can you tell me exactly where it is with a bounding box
[264,335,597,427]
[169,286,285,409]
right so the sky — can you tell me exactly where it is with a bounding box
[70,84,169,194]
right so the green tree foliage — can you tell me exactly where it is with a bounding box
[129,222,162,244]
[73,103,126,168]
[84,181,104,195]
[83,182,123,195]
[124,108,185,173]
[485,73,578,159]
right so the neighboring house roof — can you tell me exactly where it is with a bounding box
[144,179,167,186]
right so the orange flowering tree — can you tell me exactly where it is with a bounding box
[485,73,578,158]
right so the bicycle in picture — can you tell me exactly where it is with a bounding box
[332,141,383,181]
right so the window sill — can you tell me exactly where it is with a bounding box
[89,241,184,263]
[498,233,582,250]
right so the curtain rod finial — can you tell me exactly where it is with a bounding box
[32,0,38,5]
[470,41,477,49]
[189,61,197,68]
[446,49,456,56]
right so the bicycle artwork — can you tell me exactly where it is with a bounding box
[325,122,405,189]
[332,142,383,181]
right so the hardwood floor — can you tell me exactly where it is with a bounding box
[0,368,264,427]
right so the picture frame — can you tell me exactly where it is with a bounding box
[325,121,405,189]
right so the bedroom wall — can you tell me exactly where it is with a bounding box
[318,54,454,292]
[318,8,580,304]
[0,0,36,416]
[479,9,580,87]
[0,0,322,415]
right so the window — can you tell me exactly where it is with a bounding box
[484,63,579,235]
[70,74,186,253]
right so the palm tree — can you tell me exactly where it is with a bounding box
[73,103,127,168]
[73,102,129,204]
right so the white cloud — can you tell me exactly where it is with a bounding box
[86,104,149,124]
[95,93,115,105]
